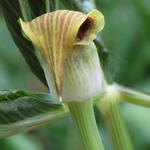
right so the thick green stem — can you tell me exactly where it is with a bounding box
[68,100,104,150]
[99,96,133,150]
[18,0,32,21]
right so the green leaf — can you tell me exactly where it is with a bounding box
[0,0,48,86]
[0,90,69,138]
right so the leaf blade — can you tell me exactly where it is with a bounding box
[0,90,69,138]
[0,0,47,86]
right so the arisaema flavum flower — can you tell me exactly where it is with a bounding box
[20,9,105,102]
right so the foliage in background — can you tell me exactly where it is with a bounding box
[0,0,150,150]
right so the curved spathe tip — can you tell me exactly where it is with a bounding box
[75,9,105,45]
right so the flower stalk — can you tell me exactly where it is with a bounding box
[68,100,104,150]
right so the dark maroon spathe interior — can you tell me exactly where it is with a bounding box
[76,17,94,41]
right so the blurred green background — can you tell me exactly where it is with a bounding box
[0,0,150,149]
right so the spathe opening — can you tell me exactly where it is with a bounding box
[76,17,94,41]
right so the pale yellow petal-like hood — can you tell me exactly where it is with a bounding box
[20,9,105,101]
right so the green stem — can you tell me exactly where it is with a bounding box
[118,85,150,107]
[98,96,133,150]
[18,0,32,21]
[45,0,58,12]
[55,0,59,10]
[68,100,104,150]
[45,0,51,12]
